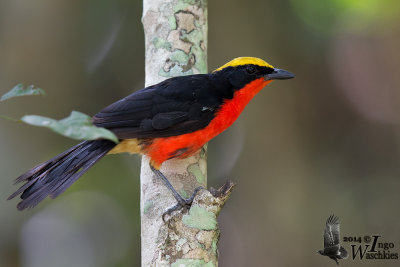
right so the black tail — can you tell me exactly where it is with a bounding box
[8,139,116,210]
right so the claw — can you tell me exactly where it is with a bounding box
[162,186,204,221]
[150,164,207,220]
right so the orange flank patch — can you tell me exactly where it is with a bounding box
[147,78,271,168]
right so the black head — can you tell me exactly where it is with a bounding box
[212,57,294,89]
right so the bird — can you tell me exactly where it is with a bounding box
[318,215,348,265]
[8,57,294,212]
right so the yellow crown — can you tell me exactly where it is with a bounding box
[214,57,274,72]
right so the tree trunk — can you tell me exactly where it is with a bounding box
[141,0,233,266]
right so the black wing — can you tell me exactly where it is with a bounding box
[93,74,231,139]
[323,215,341,248]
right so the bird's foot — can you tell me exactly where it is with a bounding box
[162,186,204,221]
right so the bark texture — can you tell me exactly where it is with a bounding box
[140,0,231,267]
[141,0,233,266]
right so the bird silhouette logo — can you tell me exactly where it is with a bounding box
[318,215,348,265]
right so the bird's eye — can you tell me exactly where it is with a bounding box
[246,65,256,74]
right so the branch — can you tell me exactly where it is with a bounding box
[140,0,233,265]
[156,181,235,265]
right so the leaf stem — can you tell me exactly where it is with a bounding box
[0,114,21,122]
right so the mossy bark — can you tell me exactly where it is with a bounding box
[141,0,233,266]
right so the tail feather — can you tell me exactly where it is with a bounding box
[8,140,116,210]
[339,246,348,259]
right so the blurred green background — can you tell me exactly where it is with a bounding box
[1,0,400,266]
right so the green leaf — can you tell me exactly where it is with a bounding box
[1,84,46,102]
[21,111,119,143]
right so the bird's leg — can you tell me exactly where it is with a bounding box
[161,186,204,220]
[150,165,204,217]
[150,165,187,205]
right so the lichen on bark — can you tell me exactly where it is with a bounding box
[156,182,234,266]
[141,0,233,266]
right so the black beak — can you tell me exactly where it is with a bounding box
[265,68,295,80]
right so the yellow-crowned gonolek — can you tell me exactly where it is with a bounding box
[9,57,294,211]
